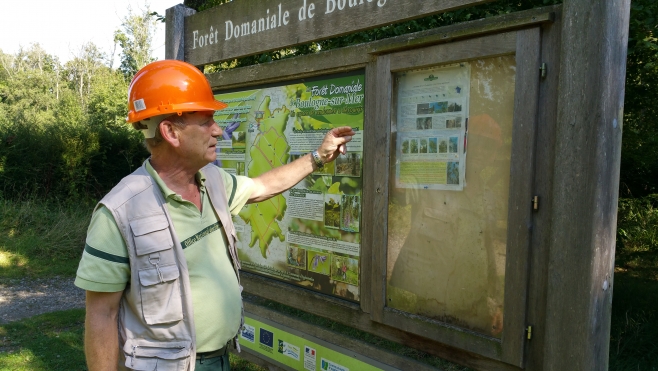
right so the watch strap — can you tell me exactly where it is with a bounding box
[311,150,324,169]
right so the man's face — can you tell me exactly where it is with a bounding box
[176,111,223,167]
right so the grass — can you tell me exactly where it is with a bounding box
[608,274,658,371]
[0,309,266,371]
[0,198,91,279]
[0,195,656,370]
[608,195,658,371]
[0,309,86,371]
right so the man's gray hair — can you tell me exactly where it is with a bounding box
[132,114,187,153]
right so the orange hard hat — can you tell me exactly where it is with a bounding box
[126,60,227,123]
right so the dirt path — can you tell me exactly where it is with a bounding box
[0,277,85,324]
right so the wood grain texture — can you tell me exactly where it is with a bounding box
[359,56,377,315]
[184,0,493,65]
[373,27,540,365]
[165,4,196,61]
[389,31,517,71]
[206,6,556,90]
[208,44,369,90]
[381,308,503,361]
[543,0,630,370]
[499,27,542,367]
[367,54,391,324]
[188,6,575,369]
[524,8,563,370]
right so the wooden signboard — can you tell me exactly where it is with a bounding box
[183,0,492,65]
[165,0,631,370]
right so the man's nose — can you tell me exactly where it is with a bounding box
[212,121,223,137]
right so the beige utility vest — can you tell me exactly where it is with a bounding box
[98,162,242,371]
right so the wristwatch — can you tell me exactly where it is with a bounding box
[311,150,324,169]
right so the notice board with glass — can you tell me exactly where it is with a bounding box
[368,29,542,365]
[202,19,547,367]
[213,71,366,303]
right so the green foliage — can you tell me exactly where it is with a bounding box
[114,6,158,79]
[0,44,149,202]
[620,0,658,197]
[184,0,231,12]
[616,195,658,277]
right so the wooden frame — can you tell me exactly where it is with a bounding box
[201,6,557,370]
[367,29,542,366]
[182,0,495,66]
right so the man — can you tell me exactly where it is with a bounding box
[74,60,354,371]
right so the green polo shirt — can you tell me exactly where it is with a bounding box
[75,160,254,352]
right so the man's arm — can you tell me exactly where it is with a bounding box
[85,290,123,371]
[248,126,355,203]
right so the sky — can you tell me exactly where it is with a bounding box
[0,0,183,64]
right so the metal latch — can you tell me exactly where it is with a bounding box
[532,196,539,210]
[526,326,533,340]
[540,63,547,78]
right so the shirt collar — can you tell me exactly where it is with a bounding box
[145,159,206,201]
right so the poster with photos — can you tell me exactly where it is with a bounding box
[395,63,470,190]
[213,71,364,302]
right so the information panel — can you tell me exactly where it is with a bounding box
[239,313,396,371]
[387,56,516,338]
[214,71,364,302]
[394,63,470,191]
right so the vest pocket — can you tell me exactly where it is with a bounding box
[138,264,183,324]
[130,214,174,256]
[124,340,191,371]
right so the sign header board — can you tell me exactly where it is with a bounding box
[183,0,490,66]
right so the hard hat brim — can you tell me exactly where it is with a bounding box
[127,99,228,123]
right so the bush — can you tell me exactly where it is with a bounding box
[0,46,150,203]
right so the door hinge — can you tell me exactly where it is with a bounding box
[532,196,539,211]
[526,325,533,340]
[540,63,547,78]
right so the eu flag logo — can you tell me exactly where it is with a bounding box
[259,328,273,348]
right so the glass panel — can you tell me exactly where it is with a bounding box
[213,71,366,303]
[386,56,516,338]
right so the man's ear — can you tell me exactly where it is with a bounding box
[159,119,181,147]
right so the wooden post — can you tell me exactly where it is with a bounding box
[543,0,630,370]
[165,4,196,61]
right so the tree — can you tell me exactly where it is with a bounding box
[0,43,147,201]
[64,43,106,107]
[0,44,59,127]
[619,0,658,197]
[114,5,158,79]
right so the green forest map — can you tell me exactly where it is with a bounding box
[240,96,289,256]
[214,73,365,259]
